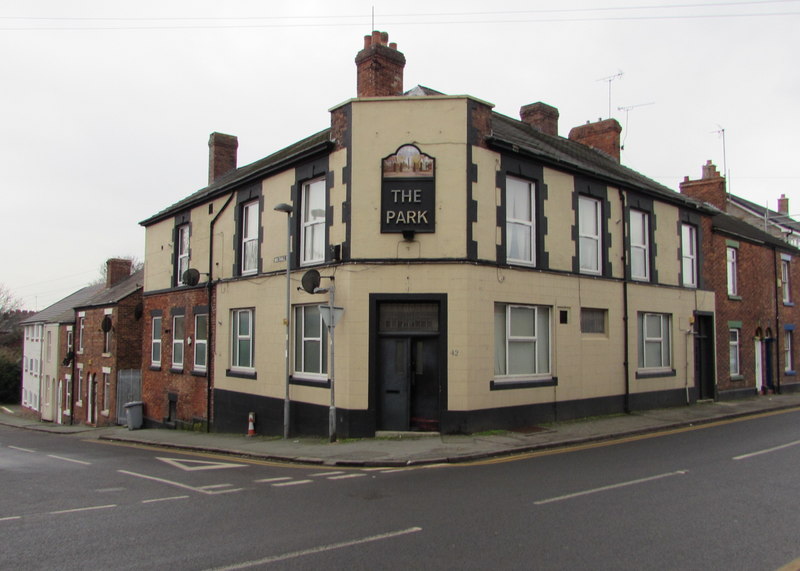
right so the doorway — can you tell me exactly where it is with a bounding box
[693,314,715,400]
[374,299,443,432]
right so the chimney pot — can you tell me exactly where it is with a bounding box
[680,161,727,209]
[355,30,406,98]
[778,193,790,215]
[568,118,622,162]
[519,102,559,136]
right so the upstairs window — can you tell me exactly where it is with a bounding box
[578,196,602,275]
[301,178,326,266]
[681,224,698,288]
[176,224,190,285]
[241,201,259,275]
[727,247,738,296]
[78,317,85,352]
[506,176,536,266]
[630,210,650,281]
[782,259,791,303]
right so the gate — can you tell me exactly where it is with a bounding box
[116,369,142,425]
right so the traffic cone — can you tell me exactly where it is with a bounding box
[247,412,256,437]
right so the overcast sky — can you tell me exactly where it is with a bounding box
[3,0,798,310]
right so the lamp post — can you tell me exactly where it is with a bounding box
[273,203,293,439]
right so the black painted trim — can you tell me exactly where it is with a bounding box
[292,156,331,267]
[193,304,209,315]
[232,182,264,277]
[572,177,612,277]
[225,369,257,380]
[490,377,558,390]
[625,192,658,283]
[466,102,479,261]
[172,214,191,288]
[290,376,331,389]
[635,368,677,379]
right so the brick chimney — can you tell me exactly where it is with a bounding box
[520,102,559,136]
[679,160,727,210]
[355,31,406,97]
[778,194,789,215]
[106,258,133,289]
[568,119,622,162]
[208,132,238,185]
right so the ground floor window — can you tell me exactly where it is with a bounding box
[494,303,551,378]
[231,308,254,371]
[294,304,328,378]
[638,312,672,370]
[784,329,793,372]
[102,372,111,410]
[729,328,741,376]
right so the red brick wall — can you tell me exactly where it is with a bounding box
[141,286,212,428]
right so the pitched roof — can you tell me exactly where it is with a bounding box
[712,209,800,253]
[140,129,333,226]
[77,269,144,309]
[729,193,800,234]
[489,112,707,210]
[20,284,105,326]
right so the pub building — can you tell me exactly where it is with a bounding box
[139,31,715,437]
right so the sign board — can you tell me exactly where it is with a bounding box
[320,306,344,328]
[381,145,435,234]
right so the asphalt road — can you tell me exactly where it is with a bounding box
[2,410,799,570]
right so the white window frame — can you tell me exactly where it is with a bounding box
[241,200,259,275]
[194,313,208,372]
[78,316,85,353]
[102,371,111,412]
[578,196,602,275]
[64,374,72,415]
[727,247,738,296]
[176,224,190,285]
[729,328,741,376]
[785,329,793,372]
[301,178,326,266]
[630,209,650,281]
[172,315,185,370]
[782,259,791,303]
[151,316,162,366]
[580,307,607,335]
[494,303,551,379]
[505,176,536,266]
[66,327,74,354]
[294,304,328,379]
[231,308,254,372]
[639,312,672,371]
[681,224,698,288]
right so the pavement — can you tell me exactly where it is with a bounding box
[2,393,800,467]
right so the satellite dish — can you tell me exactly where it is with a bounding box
[301,269,321,294]
[183,268,201,286]
[101,316,112,332]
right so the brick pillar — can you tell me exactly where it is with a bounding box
[208,132,238,185]
[355,31,406,97]
[106,258,132,288]
[520,102,559,136]
[568,119,622,162]
[679,160,727,209]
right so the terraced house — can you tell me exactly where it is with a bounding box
[140,31,717,437]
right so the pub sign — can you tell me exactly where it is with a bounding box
[381,145,435,234]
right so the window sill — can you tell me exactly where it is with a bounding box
[102,353,111,358]
[730,374,744,382]
[728,295,742,301]
[635,368,676,379]
[149,365,161,371]
[226,368,257,380]
[490,377,558,390]
[290,376,331,388]
[784,301,795,307]
[76,401,83,407]
[785,370,796,376]
[191,369,207,378]
[101,410,109,417]
[170,368,184,374]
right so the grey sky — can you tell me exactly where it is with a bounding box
[3,0,798,309]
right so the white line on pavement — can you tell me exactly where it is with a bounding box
[327,473,367,480]
[141,496,190,504]
[272,480,312,487]
[47,454,91,465]
[310,471,345,477]
[254,477,292,483]
[0,516,22,522]
[8,446,35,453]
[206,526,423,570]
[119,469,240,495]
[50,504,117,515]
[733,439,800,460]
[534,470,689,505]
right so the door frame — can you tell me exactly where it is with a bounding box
[693,312,716,400]
[369,293,448,434]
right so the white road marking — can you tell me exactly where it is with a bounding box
[119,469,241,495]
[733,439,800,461]
[50,504,117,515]
[207,526,423,570]
[157,457,247,471]
[8,446,35,453]
[272,479,312,487]
[380,468,408,474]
[96,487,126,493]
[47,454,91,466]
[1,406,13,414]
[310,471,345,477]
[254,477,292,483]
[141,496,190,504]
[534,470,689,505]
[327,473,367,480]
[0,516,22,522]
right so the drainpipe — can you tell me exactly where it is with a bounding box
[205,191,237,432]
[619,189,631,413]
[774,245,782,394]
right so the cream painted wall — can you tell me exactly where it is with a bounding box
[143,219,175,291]
[471,146,500,261]
[653,201,681,286]
[349,98,469,260]
[543,168,575,272]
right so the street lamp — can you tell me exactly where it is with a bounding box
[273,202,293,439]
